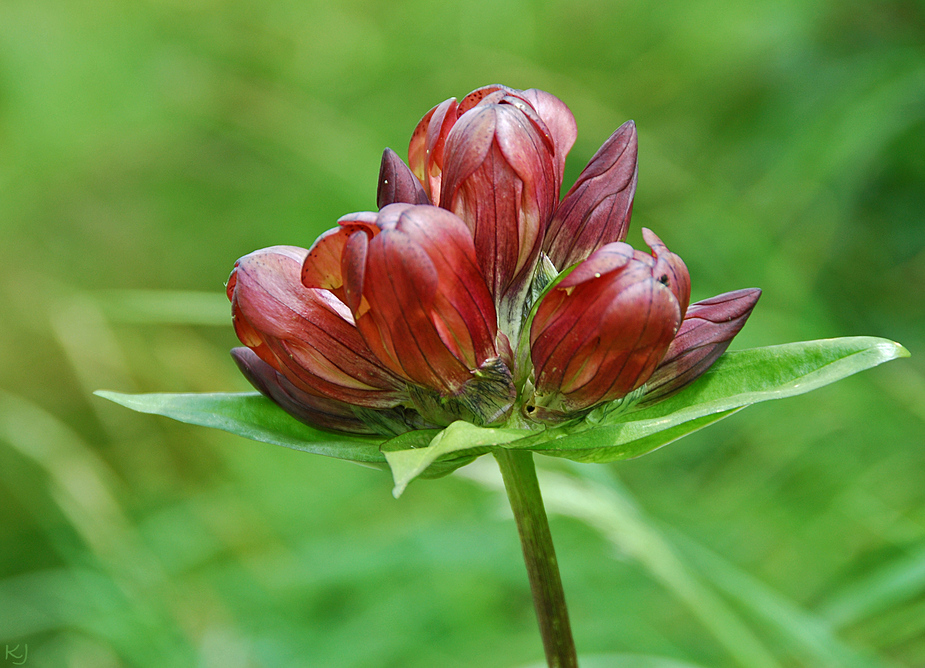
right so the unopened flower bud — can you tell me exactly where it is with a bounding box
[377,147,429,209]
[643,288,761,402]
[544,120,638,270]
[228,245,405,408]
[303,204,516,425]
[440,91,559,339]
[529,230,690,414]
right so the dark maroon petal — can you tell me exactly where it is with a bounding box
[544,120,638,270]
[643,288,761,402]
[377,148,429,208]
[231,347,375,434]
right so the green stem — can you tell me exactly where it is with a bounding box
[494,448,578,668]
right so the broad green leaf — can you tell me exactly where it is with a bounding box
[97,337,907,487]
[385,421,523,497]
[510,408,746,464]
[94,391,388,465]
[513,336,908,463]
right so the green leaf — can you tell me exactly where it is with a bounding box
[384,421,523,497]
[377,428,482,481]
[94,391,388,465]
[96,337,907,488]
[514,336,908,463]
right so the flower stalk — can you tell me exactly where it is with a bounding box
[494,448,578,668]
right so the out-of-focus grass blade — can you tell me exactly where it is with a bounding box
[0,391,198,664]
[816,541,925,630]
[666,529,891,668]
[95,289,229,325]
[459,459,783,668]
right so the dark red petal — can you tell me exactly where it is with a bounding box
[409,102,439,178]
[544,121,638,270]
[643,288,761,402]
[555,241,634,289]
[341,230,369,315]
[232,246,404,407]
[357,226,471,393]
[396,206,498,366]
[457,84,517,114]
[301,216,380,300]
[375,202,415,230]
[439,105,497,193]
[301,228,351,294]
[377,148,429,208]
[642,228,691,318]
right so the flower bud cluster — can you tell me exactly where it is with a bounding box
[228,85,759,434]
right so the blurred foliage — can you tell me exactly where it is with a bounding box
[1,0,924,666]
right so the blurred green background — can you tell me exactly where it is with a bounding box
[1,0,924,666]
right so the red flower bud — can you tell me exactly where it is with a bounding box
[228,245,405,408]
[643,288,761,402]
[544,120,638,270]
[529,230,690,413]
[302,204,516,425]
[439,91,559,338]
[455,86,577,189]
[377,147,429,209]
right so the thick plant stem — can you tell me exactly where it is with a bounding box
[494,448,578,668]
